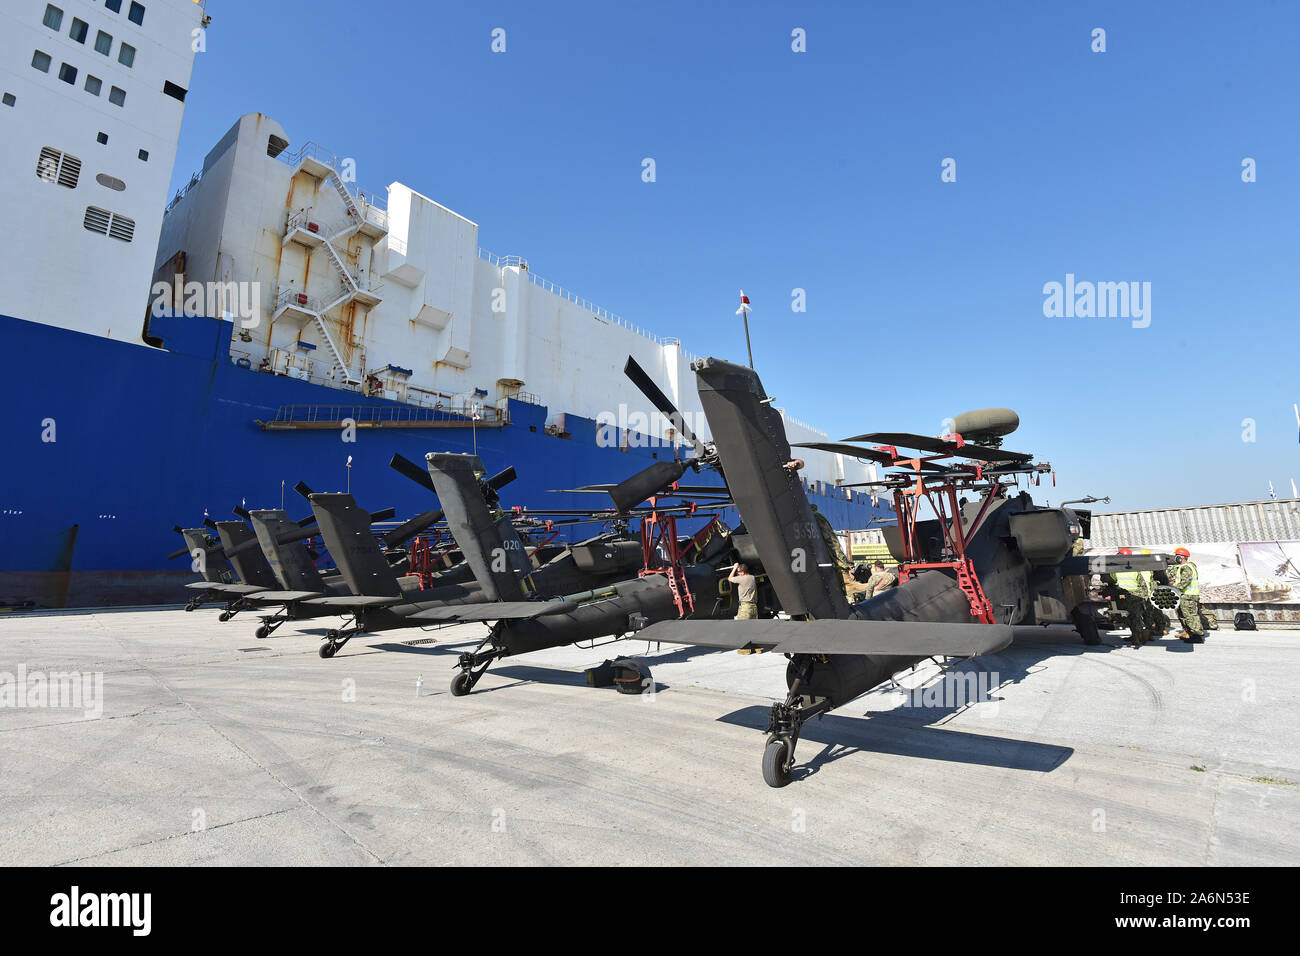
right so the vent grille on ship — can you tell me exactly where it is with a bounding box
[83,206,134,242]
[37,147,81,189]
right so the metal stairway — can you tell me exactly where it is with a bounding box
[310,312,357,385]
[270,145,389,386]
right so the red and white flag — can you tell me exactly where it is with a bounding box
[735,290,752,316]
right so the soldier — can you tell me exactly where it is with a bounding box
[1169,547,1206,643]
[728,563,759,620]
[785,459,853,599]
[864,561,898,598]
[810,503,853,599]
[1106,547,1153,645]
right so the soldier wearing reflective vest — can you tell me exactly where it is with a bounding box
[1107,548,1153,644]
[1170,547,1206,643]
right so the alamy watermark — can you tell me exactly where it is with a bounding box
[596,405,707,449]
[0,665,103,720]
[150,275,262,329]
[883,670,1000,715]
[1042,273,1151,328]
[50,886,150,936]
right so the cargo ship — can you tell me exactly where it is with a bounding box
[0,0,888,608]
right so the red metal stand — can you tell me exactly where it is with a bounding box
[888,451,998,625]
[637,497,723,619]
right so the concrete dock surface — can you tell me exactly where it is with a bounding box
[0,607,1296,865]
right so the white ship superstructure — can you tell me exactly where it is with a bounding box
[0,0,204,341]
[156,114,876,491]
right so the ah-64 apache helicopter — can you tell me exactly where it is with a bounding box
[619,355,1166,786]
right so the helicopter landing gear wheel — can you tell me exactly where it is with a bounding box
[318,629,344,659]
[762,738,793,788]
[255,618,283,640]
[450,671,474,696]
[1072,607,1102,646]
[218,610,233,622]
[450,647,498,697]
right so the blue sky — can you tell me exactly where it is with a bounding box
[171,0,1299,511]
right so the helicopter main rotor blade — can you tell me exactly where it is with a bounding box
[383,509,444,548]
[486,465,517,492]
[389,453,437,493]
[623,355,705,457]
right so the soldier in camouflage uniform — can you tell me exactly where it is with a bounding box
[1106,548,1154,645]
[863,561,898,598]
[785,459,853,599]
[1169,547,1206,643]
[810,504,852,600]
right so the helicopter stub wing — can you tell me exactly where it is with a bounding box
[637,619,1014,657]
[302,595,405,608]
[242,590,326,603]
[407,601,580,622]
[184,582,267,595]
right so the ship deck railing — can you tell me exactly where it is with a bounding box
[256,403,509,431]
[474,247,702,364]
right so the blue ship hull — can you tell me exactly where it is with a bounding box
[0,312,887,608]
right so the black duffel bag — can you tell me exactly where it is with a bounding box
[585,657,653,694]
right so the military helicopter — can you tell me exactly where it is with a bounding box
[628,355,1165,787]
[417,449,738,695]
[170,489,445,637]
[238,495,455,639]
[299,457,669,658]
[171,516,284,616]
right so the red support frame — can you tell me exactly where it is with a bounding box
[891,471,997,625]
[637,498,723,619]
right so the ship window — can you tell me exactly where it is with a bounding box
[37,147,82,188]
[118,43,135,68]
[32,50,52,73]
[109,86,125,107]
[138,148,149,161]
[105,0,122,12]
[267,134,289,157]
[163,80,187,102]
[96,173,126,191]
[95,31,112,55]
[43,5,63,31]
[85,75,102,95]
[128,2,145,26]
[70,18,89,43]
[58,63,77,85]
[96,131,108,144]
[2,93,15,107]
[84,206,111,235]
[108,214,135,242]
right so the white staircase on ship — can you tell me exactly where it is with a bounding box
[272,144,389,385]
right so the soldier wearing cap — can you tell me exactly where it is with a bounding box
[1169,547,1207,643]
